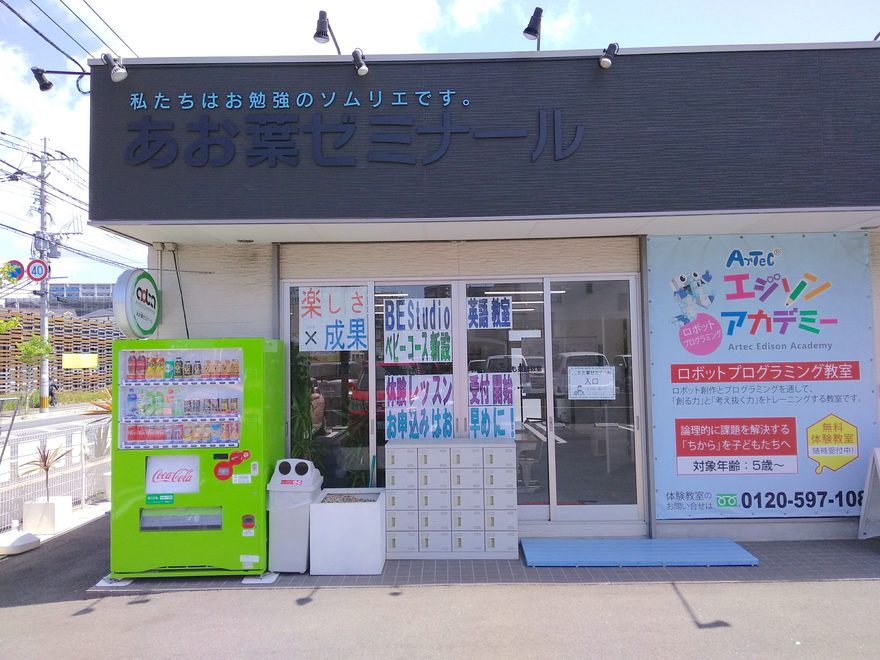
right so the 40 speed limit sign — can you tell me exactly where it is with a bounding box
[26,258,49,281]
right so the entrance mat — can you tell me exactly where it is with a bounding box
[520,538,759,567]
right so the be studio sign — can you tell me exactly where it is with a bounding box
[113,268,160,338]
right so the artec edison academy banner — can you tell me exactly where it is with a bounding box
[647,233,878,520]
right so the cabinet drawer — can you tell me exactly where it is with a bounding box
[452,531,485,552]
[386,510,418,531]
[451,468,483,489]
[450,447,483,468]
[418,468,451,489]
[419,532,452,553]
[418,489,451,510]
[483,446,516,468]
[485,509,518,531]
[386,447,417,469]
[418,447,451,468]
[386,468,418,490]
[485,488,518,510]
[451,509,484,531]
[485,530,519,553]
[387,532,419,553]
[418,509,451,531]
[484,468,516,488]
[451,489,484,510]
[386,489,418,510]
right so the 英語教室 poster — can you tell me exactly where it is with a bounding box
[647,233,877,519]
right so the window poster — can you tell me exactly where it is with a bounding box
[647,233,877,519]
[467,296,513,329]
[298,286,368,351]
[382,298,452,363]
[384,374,453,440]
[468,371,516,439]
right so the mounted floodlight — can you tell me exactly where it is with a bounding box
[523,7,543,50]
[352,48,368,76]
[31,67,53,91]
[101,53,128,82]
[30,66,90,94]
[599,42,619,69]
[314,9,341,55]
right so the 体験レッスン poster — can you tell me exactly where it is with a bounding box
[647,233,877,519]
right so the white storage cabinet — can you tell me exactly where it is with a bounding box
[385,439,518,559]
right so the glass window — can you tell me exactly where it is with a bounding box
[467,282,549,506]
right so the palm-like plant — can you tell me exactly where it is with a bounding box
[22,443,71,501]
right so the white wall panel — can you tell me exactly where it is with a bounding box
[280,237,639,280]
[150,245,274,339]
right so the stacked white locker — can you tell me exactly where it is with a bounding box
[386,439,518,559]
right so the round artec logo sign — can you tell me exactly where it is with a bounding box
[113,268,160,338]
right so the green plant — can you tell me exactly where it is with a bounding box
[289,347,324,471]
[22,443,71,501]
[16,335,54,413]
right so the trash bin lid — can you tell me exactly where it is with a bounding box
[267,458,323,490]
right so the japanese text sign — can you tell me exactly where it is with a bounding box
[467,296,512,329]
[384,374,453,441]
[647,233,877,520]
[567,366,616,400]
[468,371,516,439]
[299,286,368,351]
[383,298,452,363]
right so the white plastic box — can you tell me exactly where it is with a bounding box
[309,488,386,575]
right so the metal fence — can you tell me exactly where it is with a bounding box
[0,418,111,532]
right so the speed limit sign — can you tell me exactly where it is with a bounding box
[26,258,49,282]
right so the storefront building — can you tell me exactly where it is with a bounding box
[89,42,880,541]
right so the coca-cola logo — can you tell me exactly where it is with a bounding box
[151,468,194,484]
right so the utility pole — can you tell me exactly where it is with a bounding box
[37,137,49,414]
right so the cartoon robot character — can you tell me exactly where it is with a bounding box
[671,270,714,325]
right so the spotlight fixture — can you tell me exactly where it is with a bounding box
[31,67,53,91]
[523,7,543,50]
[314,10,341,55]
[30,66,90,94]
[599,42,619,69]
[101,53,128,82]
[352,48,368,76]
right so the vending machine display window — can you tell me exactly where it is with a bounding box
[118,348,243,450]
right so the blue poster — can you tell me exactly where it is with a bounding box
[647,233,877,519]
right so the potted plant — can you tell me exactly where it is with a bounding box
[21,442,72,534]
[84,390,112,501]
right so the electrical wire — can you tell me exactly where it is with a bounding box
[55,0,120,57]
[0,0,86,73]
[27,0,94,58]
[78,0,139,57]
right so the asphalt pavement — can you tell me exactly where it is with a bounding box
[2,516,880,659]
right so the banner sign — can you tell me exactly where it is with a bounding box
[647,233,877,519]
[298,286,368,351]
[384,374,453,440]
[468,371,516,439]
[382,298,452,363]
[113,268,160,338]
[145,454,199,494]
[467,296,513,329]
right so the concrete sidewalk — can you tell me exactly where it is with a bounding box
[2,517,880,658]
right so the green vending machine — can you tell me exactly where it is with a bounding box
[110,337,285,578]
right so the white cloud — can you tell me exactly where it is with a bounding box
[448,0,507,31]
[541,0,593,49]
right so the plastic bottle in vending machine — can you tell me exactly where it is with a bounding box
[126,353,136,380]
[193,359,202,379]
[164,356,175,379]
[136,352,146,380]
[231,358,240,379]
[174,356,184,379]
[183,359,193,379]
[126,388,137,417]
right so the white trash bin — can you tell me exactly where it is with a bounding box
[267,459,323,573]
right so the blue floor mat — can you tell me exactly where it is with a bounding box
[520,538,759,567]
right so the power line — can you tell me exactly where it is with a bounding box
[27,0,94,58]
[0,0,86,73]
[56,0,119,57]
[79,0,139,57]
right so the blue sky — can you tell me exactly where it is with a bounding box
[1,0,878,285]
